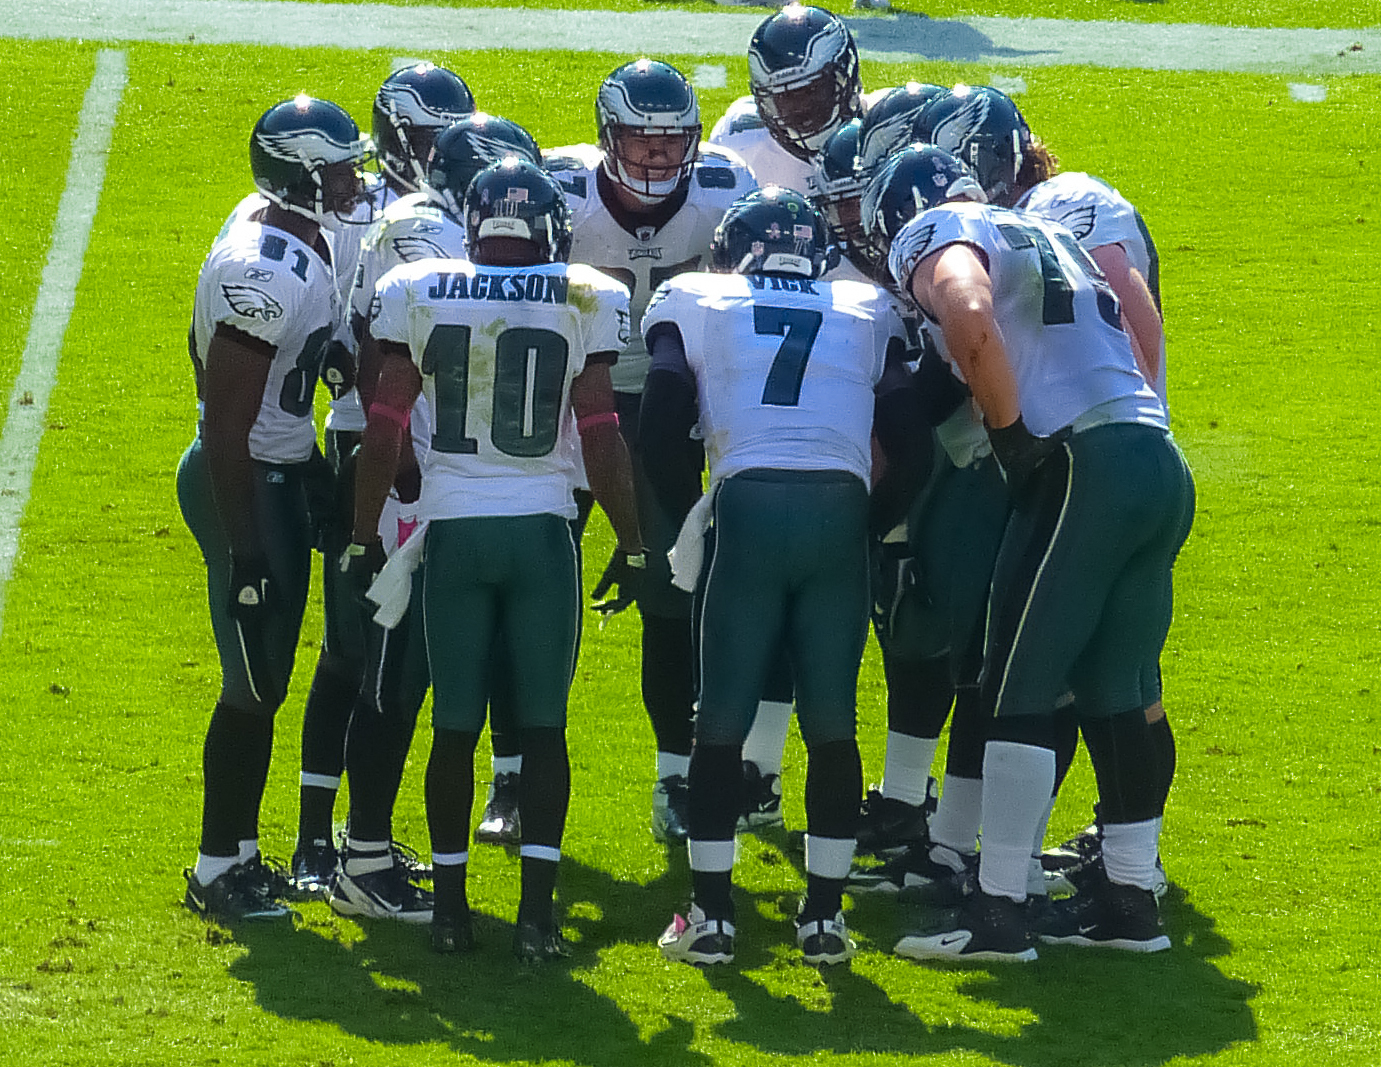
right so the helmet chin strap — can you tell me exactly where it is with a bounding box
[605,159,680,207]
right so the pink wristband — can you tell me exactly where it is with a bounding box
[577,411,619,434]
[368,402,411,430]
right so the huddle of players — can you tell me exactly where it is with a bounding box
[180,1,1191,967]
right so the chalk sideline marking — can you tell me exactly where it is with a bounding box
[0,49,127,637]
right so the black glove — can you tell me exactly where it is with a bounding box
[340,539,387,598]
[871,537,918,640]
[986,416,1067,509]
[228,554,281,707]
[319,339,357,400]
[591,548,647,617]
[300,446,338,554]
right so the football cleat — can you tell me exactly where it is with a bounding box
[855,779,938,855]
[652,774,690,844]
[513,920,574,963]
[475,772,521,846]
[431,910,476,954]
[328,863,434,923]
[1036,878,1171,953]
[390,839,433,882]
[183,863,292,922]
[847,840,975,906]
[289,838,337,899]
[738,760,784,831]
[658,905,736,966]
[796,909,857,967]
[894,891,1038,964]
[1041,818,1169,901]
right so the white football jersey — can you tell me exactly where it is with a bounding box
[708,95,816,195]
[545,143,755,394]
[372,260,630,522]
[192,207,338,464]
[643,272,905,484]
[1017,171,1166,403]
[889,202,1165,438]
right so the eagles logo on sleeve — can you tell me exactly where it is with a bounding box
[392,235,450,262]
[899,222,939,280]
[222,284,284,322]
[1051,203,1097,241]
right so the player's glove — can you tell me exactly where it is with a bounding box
[340,539,387,600]
[227,554,281,707]
[986,416,1068,510]
[319,339,356,400]
[591,548,647,617]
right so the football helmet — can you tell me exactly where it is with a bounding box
[859,143,985,265]
[806,118,867,264]
[748,4,862,162]
[855,82,947,181]
[710,186,835,278]
[373,62,476,191]
[596,58,701,206]
[463,158,573,264]
[426,113,541,221]
[250,95,373,224]
[916,84,1032,207]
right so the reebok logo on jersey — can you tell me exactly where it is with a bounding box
[392,235,449,262]
[222,284,283,321]
[243,267,275,282]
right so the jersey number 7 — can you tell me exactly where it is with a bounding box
[754,305,823,407]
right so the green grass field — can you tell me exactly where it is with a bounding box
[0,8,1379,1066]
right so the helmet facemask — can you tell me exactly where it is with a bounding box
[600,125,701,206]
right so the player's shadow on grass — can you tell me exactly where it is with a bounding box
[224,851,714,1067]
[223,848,1254,1067]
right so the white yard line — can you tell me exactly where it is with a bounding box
[0,49,126,637]
[2,0,1378,73]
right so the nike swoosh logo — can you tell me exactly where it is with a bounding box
[1077,925,1098,935]
[938,933,968,947]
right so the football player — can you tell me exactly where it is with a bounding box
[545,58,754,846]
[873,146,1193,962]
[350,158,643,960]
[291,62,475,895]
[178,96,371,922]
[643,188,925,967]
[924,83,1174,897]
[709,3,863,193]
[323,113,542,922]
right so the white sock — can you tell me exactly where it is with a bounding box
[1102,817,1162,890]
[929,775,982,854]
[804,835,856,880]
[492,755,522,776]
[881,732,939,806]
[237,838,259,864]
[977,741,1056,903]
[194,853,239,885]
[657,751,691,780]
[741,701,792,774]
[345,837,392,876]
[688,838,736,874]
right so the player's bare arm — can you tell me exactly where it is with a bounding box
[1090,241,1162,387]
[908,243,1020,430]
[202,322,274,559]
[572,358,643,555]
[352,340,422,546]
